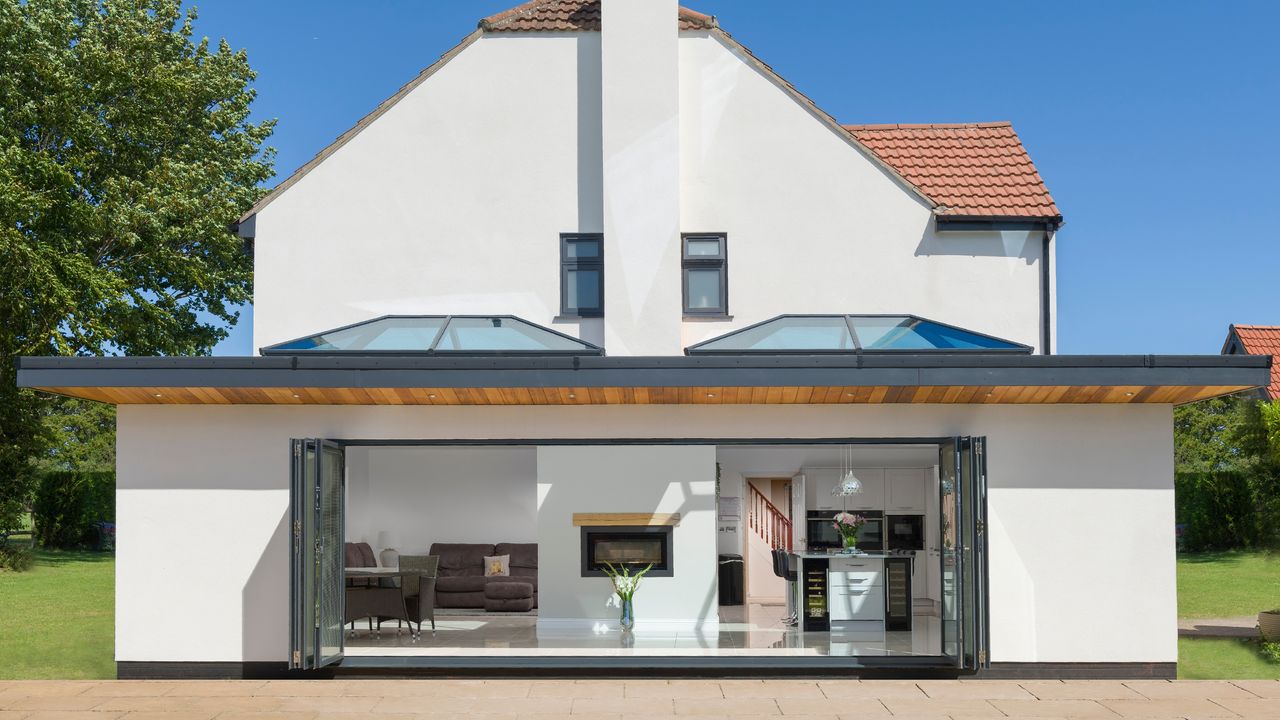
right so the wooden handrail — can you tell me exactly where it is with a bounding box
[747,482,792,552]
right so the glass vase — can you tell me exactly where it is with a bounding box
[619,597,635,631]
[842,535,858,552]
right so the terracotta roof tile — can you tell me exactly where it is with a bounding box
[843,122,1061,220]
[480,0,716,32]
[1226,325,1280,399]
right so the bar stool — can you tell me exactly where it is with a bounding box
[771,548,798,626]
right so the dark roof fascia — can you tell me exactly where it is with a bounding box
[15,354,1270,394]
[935,215,1064,232]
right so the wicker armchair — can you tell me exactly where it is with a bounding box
[398,554,439,639]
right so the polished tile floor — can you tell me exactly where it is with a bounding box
[344,603,943,658]
[2,679,1277,719]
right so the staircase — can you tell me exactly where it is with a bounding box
[747,482,793,552]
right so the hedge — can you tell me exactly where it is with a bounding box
[31,471,115,549]
[1175,470,1278,551]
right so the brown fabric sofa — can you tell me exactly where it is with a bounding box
[430,542,537,609]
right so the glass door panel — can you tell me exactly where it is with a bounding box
[938,438,961,663]
[289,439,345,670]
[960,437,989,670]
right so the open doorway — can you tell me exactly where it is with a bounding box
[288,437,987,669]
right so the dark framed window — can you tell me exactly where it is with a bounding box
[682,233,727,316]
[560,234,603,317]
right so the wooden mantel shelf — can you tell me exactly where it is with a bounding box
[572,513,681,527]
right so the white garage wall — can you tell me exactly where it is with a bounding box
[536,445,717,627]
[115,402,1173,664]
[344,446,537,553]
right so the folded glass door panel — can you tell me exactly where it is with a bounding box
[289,439,345,670]
[938,438,961,664]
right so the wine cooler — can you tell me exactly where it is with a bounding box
[802,557,829,631]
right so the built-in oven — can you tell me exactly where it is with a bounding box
[885,514,925,551]
[806,510,884,552]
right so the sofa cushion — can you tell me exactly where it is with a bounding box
[429,543,495,577]
[495,543,537,578]
[435,575,490,594]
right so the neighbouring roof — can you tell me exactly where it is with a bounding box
[844,122,1061,221]
[1223,324,1280,399]
[479,0,717,32]
[686,315,1031,355]
[261,315,604,357]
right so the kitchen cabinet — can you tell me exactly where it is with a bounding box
[828,585,885,622]
[885,468,927,513]
[828,557,884,588]
[804,468,884,511]
[842,469,884,511]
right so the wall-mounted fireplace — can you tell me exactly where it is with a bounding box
[580,525,674,577]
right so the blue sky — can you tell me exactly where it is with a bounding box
[194,0,1278,356]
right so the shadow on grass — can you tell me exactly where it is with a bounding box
[1178,550,1272,565]
[7,538,114,566]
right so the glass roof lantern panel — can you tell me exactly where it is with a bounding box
[686,315,1030,354]
[851,316,1019,351]
[262,316,602,355]
[689,316,855,353]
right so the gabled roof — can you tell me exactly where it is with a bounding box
[480,0,717,32]
[1222,324,1280,399]
[844,122,1061,221]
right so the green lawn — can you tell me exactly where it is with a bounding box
[1177,550,1280,618]
[1177,550,1280,680]
[0,544,114,679]
[1180,637,1280,679]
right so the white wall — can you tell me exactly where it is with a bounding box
[345,446,536,552]
[677,32,1046,351]
[252,32,605,351]
[252,29,1050,357]
[115,402,1172,664]
[600,0,684,355]
[536,445,717,626]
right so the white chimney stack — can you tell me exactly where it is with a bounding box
[600,0,682,356]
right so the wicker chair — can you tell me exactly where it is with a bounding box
[398,554,439,640]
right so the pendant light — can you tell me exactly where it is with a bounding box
[831,444,863,497]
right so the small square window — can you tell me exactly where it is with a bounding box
[561,234,603,317]
[682,234,727,316]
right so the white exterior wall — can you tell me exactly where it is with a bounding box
[600,0,684,355]
[252,33,606,351]
[251,30,1050,356]
[676,32,1045,351]
[536,445,716,626]
[116,403,1173,664]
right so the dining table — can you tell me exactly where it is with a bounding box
[344,566,414,634]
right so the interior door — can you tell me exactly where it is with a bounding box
[937,437,989,670]
[289,439,346,670]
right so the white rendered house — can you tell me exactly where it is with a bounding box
[18,0,1269,680]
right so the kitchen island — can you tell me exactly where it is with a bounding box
[791,552,912,632]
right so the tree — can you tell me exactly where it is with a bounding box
[0,0,274,539]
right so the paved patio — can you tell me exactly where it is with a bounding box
[2,679,1279,719]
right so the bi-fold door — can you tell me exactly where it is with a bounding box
[289,439,345,670]
[938,436,989,671]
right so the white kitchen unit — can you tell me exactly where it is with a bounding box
[827,556,885,625]
[885,467,927,513]
[803,467,886,511]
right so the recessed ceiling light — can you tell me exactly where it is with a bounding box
[153,393,163,398]
[428,394,437,399]
[1125,391,1135,397]
[706,393,716,398]
[292,394,300,398]
[568,393,576,399]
